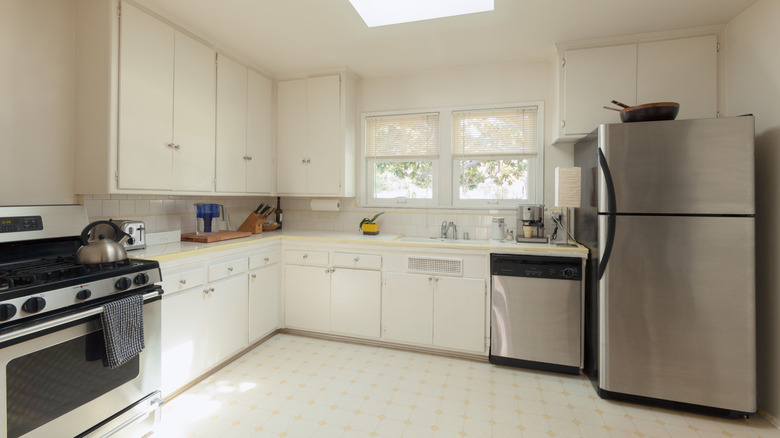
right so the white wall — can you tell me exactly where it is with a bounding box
[725,0,780,423]
[0,0,77,205]
[271,61,575,239]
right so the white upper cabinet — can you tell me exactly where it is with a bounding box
[75,0,272,196]
[277,79,308,194]
[216,56,275,194]
[276,74,356,197]
[171,32,218,192]
[117,3,175,190]
[246,70,275,194]
[118,3,216,191]
[216,55,248,193]
[636,35,717,121]
[561,44,637,137]
[554,34,719,143]
[76,0,217,194]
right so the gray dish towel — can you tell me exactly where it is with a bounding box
[101,294,145,369]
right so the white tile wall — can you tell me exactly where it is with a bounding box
[80,194,269,234]
[80,195,565,239]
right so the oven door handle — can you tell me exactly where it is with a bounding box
[0,290,161,344]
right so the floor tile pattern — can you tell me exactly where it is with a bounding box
[154,334,780,438]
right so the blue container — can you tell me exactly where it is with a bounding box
[195,203,225,235]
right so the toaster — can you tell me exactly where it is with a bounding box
[109,219,146,250]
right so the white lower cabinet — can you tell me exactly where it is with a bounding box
[384,273,433,345]
[433,276,486,352]
[331,268,381,338]
[249,253,280,342]
[284,264,331,332]
[204,275,248,367]
[283,250,382,338]
[384,272,486,353]
[161,255,251,397]
[161,280,208,396]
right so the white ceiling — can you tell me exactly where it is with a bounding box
[134,0,757,78]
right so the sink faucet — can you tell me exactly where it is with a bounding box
[440,221,457,239]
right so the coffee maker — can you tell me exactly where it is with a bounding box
[516,204,546,243]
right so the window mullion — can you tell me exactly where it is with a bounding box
[439,110,453,208]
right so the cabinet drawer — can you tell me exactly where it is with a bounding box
[284,249,328,266]
[208,257,248,282]
[249,251,280,270]
[333,252,381,270]
[162,268,206,295]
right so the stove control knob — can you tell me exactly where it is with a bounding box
[0,303,17,321]
[134,273,150,285]
[562,268,574,279]
[23,297,46,313]
[76,289,92,300]
[115,277,133,291]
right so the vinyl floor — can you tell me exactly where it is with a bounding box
[153,333,780,438]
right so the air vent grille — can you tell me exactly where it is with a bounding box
[407,256,462,276]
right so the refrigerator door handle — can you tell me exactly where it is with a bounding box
[598,148,617,280]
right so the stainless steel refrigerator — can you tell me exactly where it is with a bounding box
[573,116,756,417]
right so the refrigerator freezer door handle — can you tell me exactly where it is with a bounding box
[598,148,617,280]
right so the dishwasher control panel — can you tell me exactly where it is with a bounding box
[491,254,582,280]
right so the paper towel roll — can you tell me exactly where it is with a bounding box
[310,199,341,211]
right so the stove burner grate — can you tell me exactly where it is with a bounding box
[0,257,132,292]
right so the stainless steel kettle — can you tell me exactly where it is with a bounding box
[76,220,131,264]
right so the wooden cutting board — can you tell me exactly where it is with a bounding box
[180,231,252,243]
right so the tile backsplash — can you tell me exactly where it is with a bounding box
[80,195,567,240]
[80,194,267,235]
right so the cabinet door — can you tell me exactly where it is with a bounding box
[284,264,331,332]
[277,79,308,194]
[246,70,274,194]
[637,35,717,120]
[563,44,637,136]
[433,277,486,353]
[216,55,248,193]
[171,31,216,192]
[206,275,248,367]
[331,268,381,338]
[306,75,341,194]
[249,263,280,342]
[161,287,208,396]
[384,272,433,345]
[118,3,174,190]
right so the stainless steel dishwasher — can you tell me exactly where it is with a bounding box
[489,254,583,374]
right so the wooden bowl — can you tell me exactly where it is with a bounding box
[620,102,680,123]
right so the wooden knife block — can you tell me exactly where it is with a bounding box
[237,213,263,234]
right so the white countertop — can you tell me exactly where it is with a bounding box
[130,229,588,262]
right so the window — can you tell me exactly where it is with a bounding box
[452,106,539,207]
[365,113,439,206]
[361,103,542,209]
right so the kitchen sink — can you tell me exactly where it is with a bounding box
[395,236,489,245]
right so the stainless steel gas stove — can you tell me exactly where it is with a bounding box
[0,205,163,438]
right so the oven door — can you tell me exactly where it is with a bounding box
[0,289,162,438]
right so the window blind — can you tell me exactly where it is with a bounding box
[452,106,538,156]
[365,112,439,159]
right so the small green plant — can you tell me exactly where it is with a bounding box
[359,212,384,230]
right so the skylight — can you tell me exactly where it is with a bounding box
[349,0,494,27]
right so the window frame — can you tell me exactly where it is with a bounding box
[451,155,539,209]
[359,101,544,209]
